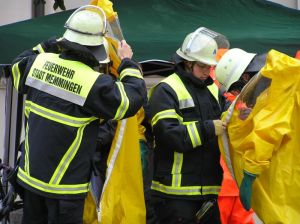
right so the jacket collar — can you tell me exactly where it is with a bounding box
[57,39,100,68]
[175,63,214,88]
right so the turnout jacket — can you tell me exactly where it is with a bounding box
[10,39,146,199]
[149,63,228,200]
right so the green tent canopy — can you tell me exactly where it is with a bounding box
[1,0,300,64]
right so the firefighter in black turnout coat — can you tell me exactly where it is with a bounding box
[9,5,146,224]
[149,30,228,224]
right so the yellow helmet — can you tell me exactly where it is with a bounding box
[176,28,219,66]
[63,5,106,46]
[215,48,256,92]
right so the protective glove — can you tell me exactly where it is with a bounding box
[41,37,61,53]
[212,120,226,136]
[239,170,256,211]
[238,107,252,120]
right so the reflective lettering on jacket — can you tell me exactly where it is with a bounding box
[25,53,100,106]
[150,73,220,196]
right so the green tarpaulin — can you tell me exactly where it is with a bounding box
[1,0,300,64]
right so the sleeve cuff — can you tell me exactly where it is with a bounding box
[203,120,215,139]
[117,58,141,73]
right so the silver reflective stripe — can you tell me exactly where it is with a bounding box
[50,125,86,184]
[18,168,89,194]
[114,82,129,120]
[179,98,194,109]
[26,77,86,106]
[151,181,220,195]
[186,122,201,147]
[25,101,94,127]
[171,152,183,187]
[162,74,195,109]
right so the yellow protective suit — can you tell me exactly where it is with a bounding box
[219,50,300,224]
[83,117,146,224]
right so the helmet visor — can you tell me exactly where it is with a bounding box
[196,27,230,50]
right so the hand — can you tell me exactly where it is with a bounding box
[212,120,226,136]
[41,37,60,53]
[239,171,256,211]
[238,107,252,120]
[118,40,133,60]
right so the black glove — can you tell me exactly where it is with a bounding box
[40,37,61,53]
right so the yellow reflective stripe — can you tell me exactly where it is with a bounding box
[25,100,97,127]
[151,109,183,127]
[50,125,86,184]
[114,82,129,120]
[162,74,195,109]
[171,152,183,187]
[25,106,30,118]
[12,61,21,90]
[207,83,219,103]
[151,181,221,196]
[184,121,202,148]
[24,124,30,174]
[119,68,143,80]
[32,44,45,53]
[17,168,89,194]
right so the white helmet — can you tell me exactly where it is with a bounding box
[176,29,218,66]
[215,48,256,92]
[63,5,106,46]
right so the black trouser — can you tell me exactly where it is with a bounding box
[22,189,85,224]
[150,195,221,224]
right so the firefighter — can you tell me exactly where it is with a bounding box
[9,5,146,224]
[148,29,228,223]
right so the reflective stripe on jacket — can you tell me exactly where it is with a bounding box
[149,72,227,199]
[11,48,146,198]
